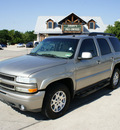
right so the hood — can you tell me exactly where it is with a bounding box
[0,55,67,77]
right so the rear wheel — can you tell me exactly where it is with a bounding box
[42,83,70,119]
[110,68,120,89]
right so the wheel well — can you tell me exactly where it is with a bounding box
[114,63,120,70]
[46,78,74,99]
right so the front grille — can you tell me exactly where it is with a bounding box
[0,83,14,90]
[0,74,14,81]
[0,73,15,90]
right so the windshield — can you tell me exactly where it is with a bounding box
[30,38,79,59]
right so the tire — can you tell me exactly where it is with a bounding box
[42,83,70,119]
[110,68,120,89]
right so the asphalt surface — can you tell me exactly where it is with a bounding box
[0,46,120,130]
[0,45,32,61]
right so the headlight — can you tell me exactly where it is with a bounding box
[16,76,36,83]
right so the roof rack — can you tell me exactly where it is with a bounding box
[88,32,115,37]
[60,32,115,37]
[60,33,89,37]
[60,33,83,35]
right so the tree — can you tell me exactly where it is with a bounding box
[14,31,24,43]
[23,31,36,43]
[0,30,10,44]
[0,29,37,45]
[8,30,15,44]
[105,21,120,40]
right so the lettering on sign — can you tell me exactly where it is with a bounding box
[64,25,81,32]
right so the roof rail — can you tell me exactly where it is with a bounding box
[60,33,90,36]
[59,32,115,37]
[88,32,115,37]
[60,33,83,35]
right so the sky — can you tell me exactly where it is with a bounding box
[0,0,120,32]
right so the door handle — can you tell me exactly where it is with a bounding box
[110,57,114,60]
[97,60,101,64]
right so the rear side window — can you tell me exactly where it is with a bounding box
[97,39,111,55]
[109,38,120,52]
[79,39,97,57]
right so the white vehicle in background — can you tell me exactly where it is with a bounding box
[34,41,40,47]
[17,43,25,48]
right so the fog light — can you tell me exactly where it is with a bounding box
[19,105,25,111]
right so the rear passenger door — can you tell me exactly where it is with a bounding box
[96,38,115,79]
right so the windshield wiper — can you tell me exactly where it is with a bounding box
[29,53,37,56]
[39,54,59,58]
[29,53,67,59]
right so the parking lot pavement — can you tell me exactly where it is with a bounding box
[0,46,120,130]
[0,87,120,130]
[0,45,32,61]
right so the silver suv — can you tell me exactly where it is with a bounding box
[0,32,120,119]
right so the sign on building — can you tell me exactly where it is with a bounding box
[63,25,81,32]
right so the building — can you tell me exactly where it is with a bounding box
[34,13,107,41]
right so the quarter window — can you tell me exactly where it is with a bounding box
[97,39,111,55]
[109,38,120,52]
[79,39,97,57]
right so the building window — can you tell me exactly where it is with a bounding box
[48,22,52,28]
[46,19,54,29]
[90,22,94,29]
[88,19,95,29]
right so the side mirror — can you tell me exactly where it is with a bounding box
[78,52,93,60]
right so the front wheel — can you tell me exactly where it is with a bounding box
[110,68,120,89]
[42,83,70,119]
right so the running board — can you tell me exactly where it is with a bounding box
[76,82,110,98]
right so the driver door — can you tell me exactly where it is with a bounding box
[75,38,102,91]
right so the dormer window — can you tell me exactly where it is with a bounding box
[46,19,54,29]
[90,22,94,29]
[88,19,96,29]
[48,22,52,28]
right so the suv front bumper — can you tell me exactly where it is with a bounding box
[0,87,45,112]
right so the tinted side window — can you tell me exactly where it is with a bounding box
[109,38,120,52]
[79,39,97,57]
[97,39,111,55]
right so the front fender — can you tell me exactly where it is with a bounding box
[39,72,75,90]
